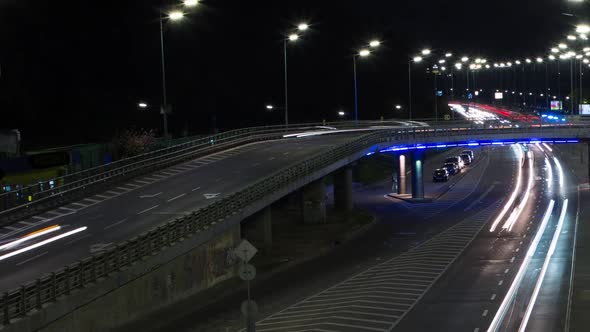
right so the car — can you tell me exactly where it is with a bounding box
[433,168,449,182]
[443,162,459,175]
[445,156,464,169]
[460,153,472,165]
[461,150,474,161]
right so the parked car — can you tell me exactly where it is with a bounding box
[460,153,472,165]
[433,168,450,182]
[462,150,474,161]
[443,162,460,175]
[445,156,464,169]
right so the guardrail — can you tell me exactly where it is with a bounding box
[0,120,431,221]
[1,123,588,326]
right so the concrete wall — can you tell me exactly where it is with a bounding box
[9,225,240,332]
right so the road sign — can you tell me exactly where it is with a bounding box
[444,114,451,121]
[241,299,259,317]
[234,239,258,263]
[239,264,256,281]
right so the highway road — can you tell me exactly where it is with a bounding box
[0,132,371,291]
[395,144,578,332]
[121,145,519,331]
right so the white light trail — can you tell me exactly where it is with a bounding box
[545,158,553,190]
[535,142,544,152]
[504,150,534,231]
[0,227,87,261]
[490,145,524,232]
[518,199,569,332]
[487,200,555,332]
[0,225,61,251]
[542,143,553,152]
[553,157,564,188]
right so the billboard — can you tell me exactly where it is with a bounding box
[580,104,590,115]
[494,92,503,100]
[551,101,563,111]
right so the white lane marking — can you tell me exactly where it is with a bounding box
[490,294,496,300]
[96,194,110,199]
[135,180,150,185]
[138,205,159,215]
[167,193,186,202]
[32,216,47,221]
[47,211,62,216]
[72,202,88,207]
[59,207,76,212]
[482,310,488,317]
[474,329,480,332]
[140,192,162,199]
[504,269,510,274]
[510,257,516,263]
[18,221,35,226]
[152,174,167,179]
[84,198,100,203]
[498,280,504,286]
[104,218,128,230]
[116,187,131,191]
[64,233,92,246]
[160,171,177,176]
[283,152,290,155]
[515,248,520,252]
[16,251,49,266]
[204,193,221,199]
[6,226,20,231]
[192,187,201,192]
[107,190,122,196]
[123,183,140,188]
[268,157,276,161]
[90,243,113,254]
[143,177,159,182]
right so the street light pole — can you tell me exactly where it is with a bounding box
[353,55,359,121]
[408,61,413,120]
[283,39,289,126]
[159,11,169,137]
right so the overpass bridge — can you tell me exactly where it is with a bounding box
[0,119,588,331]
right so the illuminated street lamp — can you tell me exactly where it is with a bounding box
[183,0,199,6]
[445,53,453,57]
[283,22,311,126]
[158,1,200,137]
[338,110,346,117]
[353,40,381,121]
[422,48,431,55]
[559,43,568,49]
[138,102,148,109]
[461,56,469,62]
[568,35,578,40]
[408,54,426,120]
[577,24,590,34]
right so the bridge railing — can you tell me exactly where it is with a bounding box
[1,123,588,326]
[0,120,422,221]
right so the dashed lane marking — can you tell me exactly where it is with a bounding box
[167,194,186,202]
[138,205,159,215]
[16,251,48,266]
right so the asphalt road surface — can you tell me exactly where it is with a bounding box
[123,145,518,331]
[0,133,368,291]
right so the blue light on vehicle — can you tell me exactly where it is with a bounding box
[542,114,548,117]
[365,152,375,156]
[562,118,566,122]
[468,142,479,146]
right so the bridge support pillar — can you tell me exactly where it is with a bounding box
[243,206,272,254]
[394,154,407,195]
[334,166,353,211]
[411,150,425,199]
[301,178,326,224]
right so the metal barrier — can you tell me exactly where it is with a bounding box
[0,120,427,221]
[0,123,588,325]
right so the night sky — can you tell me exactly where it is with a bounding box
[0,0,577,148]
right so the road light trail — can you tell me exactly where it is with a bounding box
[503,150,534,231]
[0,227,88,261]
[518,199,569,332]
[487,200,555,332]
[490,144,524,232]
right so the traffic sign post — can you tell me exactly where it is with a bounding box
[235,240,259,332]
